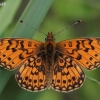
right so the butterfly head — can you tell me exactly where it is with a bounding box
[45,32,55,42]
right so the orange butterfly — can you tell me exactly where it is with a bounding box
[0,24,100,93]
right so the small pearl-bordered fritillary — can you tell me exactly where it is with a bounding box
[0,21,100,92]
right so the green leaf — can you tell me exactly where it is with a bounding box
[0,0,22,36]
[86,75,100,86]
[11,0,53,38]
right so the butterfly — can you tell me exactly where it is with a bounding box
[0,28,100,93]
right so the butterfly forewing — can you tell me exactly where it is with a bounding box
[57,38,100,70]
[0,38,43,70]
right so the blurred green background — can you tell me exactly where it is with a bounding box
[0,0,100,100]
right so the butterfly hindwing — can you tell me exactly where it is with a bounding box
[0,38,43,70]
[57,38,100,70]
[52,55,85,92]
[15,56,47,92]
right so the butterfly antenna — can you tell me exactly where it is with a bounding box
[53,20,81,36]
[20,20,47,36]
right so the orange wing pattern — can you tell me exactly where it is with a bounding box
[57,38,100,70]
[0,36,100,92]
[15,56,47,92]
[0,38,43,70]
[52,55,85,92]
[50,38,100,92]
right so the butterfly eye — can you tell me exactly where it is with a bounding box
[45,37,55,41]
[53,37,55,41]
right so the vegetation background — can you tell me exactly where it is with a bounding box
[0,0,100,100]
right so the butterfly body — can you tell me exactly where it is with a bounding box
[44,32,57,88]
[0,32,100,92]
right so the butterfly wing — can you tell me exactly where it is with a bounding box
[52,38,100,92]
[52,55,85,92]
[15,56,47,92]
[56,38,100,70]
[0,38,47,91]
[0,38,43,70]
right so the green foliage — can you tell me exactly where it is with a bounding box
[0,0,100,100]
